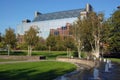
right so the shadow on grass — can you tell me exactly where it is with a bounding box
[32,52,67,59]
[0,67,74,80]
[11,51,27,55]
[0,51,27,55]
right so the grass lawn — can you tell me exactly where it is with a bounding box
[32,51,67,59]
[109,58,120,63]
[0,51,68,60]
[0,61,76,80]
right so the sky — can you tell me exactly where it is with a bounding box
[0,0,120,34]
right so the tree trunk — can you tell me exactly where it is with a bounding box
[67,48,69,57]
[90,41,95,53]
[77,46,81,58]
[93,38,100,58]
[49,46,51,54]
[30,45,32,56]
[7,44,10,56]
[28,45,30,56]
[95,40,100,58]
[28,45,32,56]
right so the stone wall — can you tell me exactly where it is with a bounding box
[0,55,40,60]
[56,57,95,68]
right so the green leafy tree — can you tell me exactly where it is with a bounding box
[24,26,39,56]
[72,17,85,58]
[64,37,75,57]
[55,35,65,51]
[99,19,111,55]
[0,33,4,48]
[108,9,120,52]
[34,37,47,50]
[46,34,57,51]
[64,37,75,50]
[4,27,16,55]
[17,42,28,50]
[73,12,105,58]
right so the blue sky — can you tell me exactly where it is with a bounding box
[0,0,120,34]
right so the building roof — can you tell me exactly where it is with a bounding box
[33,9,84,22]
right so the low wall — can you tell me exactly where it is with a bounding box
[0,55,40,60]
[56,57,95,68]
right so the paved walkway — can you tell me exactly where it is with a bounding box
[81,61,120,80]
[55,58,120,80]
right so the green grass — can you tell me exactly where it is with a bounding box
[32,51,67,59]
[0,51,8,55]
[0,61,76,80]
[0,50,27,55]
[109,58,120,63]
[0,51,68,60]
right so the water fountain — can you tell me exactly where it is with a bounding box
[99,57,102,62]
[61,76,67,80]
[90,68,100,80]
[105,63,109,72]
[103,59,106,62]
[106,59,109,63]
[108,60,113,68]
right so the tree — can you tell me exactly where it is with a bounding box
[72,17,85,58]
[55,35,66,51]
[108,9,120,52]
[64,37,75,50]
[99,19,111,55]
[34,37,47,50]
[73,12,104,58]
[88,12,103,58]
[24,26,39,56]
[46,34,57,51]
[64,37,75,57]
[0,33,5,49]
[4,27,16,55]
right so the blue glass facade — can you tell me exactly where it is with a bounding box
[17,17,77,39]
[33,9,84,22]
[17,3,92,39]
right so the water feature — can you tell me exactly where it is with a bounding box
[93,68,99,79]
[106,59,109,63]
[105,63,109,72]
[61,76,67,80]
[108,60,112,68]
[103,59,106,62]
[99,58,102,62]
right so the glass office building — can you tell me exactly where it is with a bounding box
[17,3,92,39]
